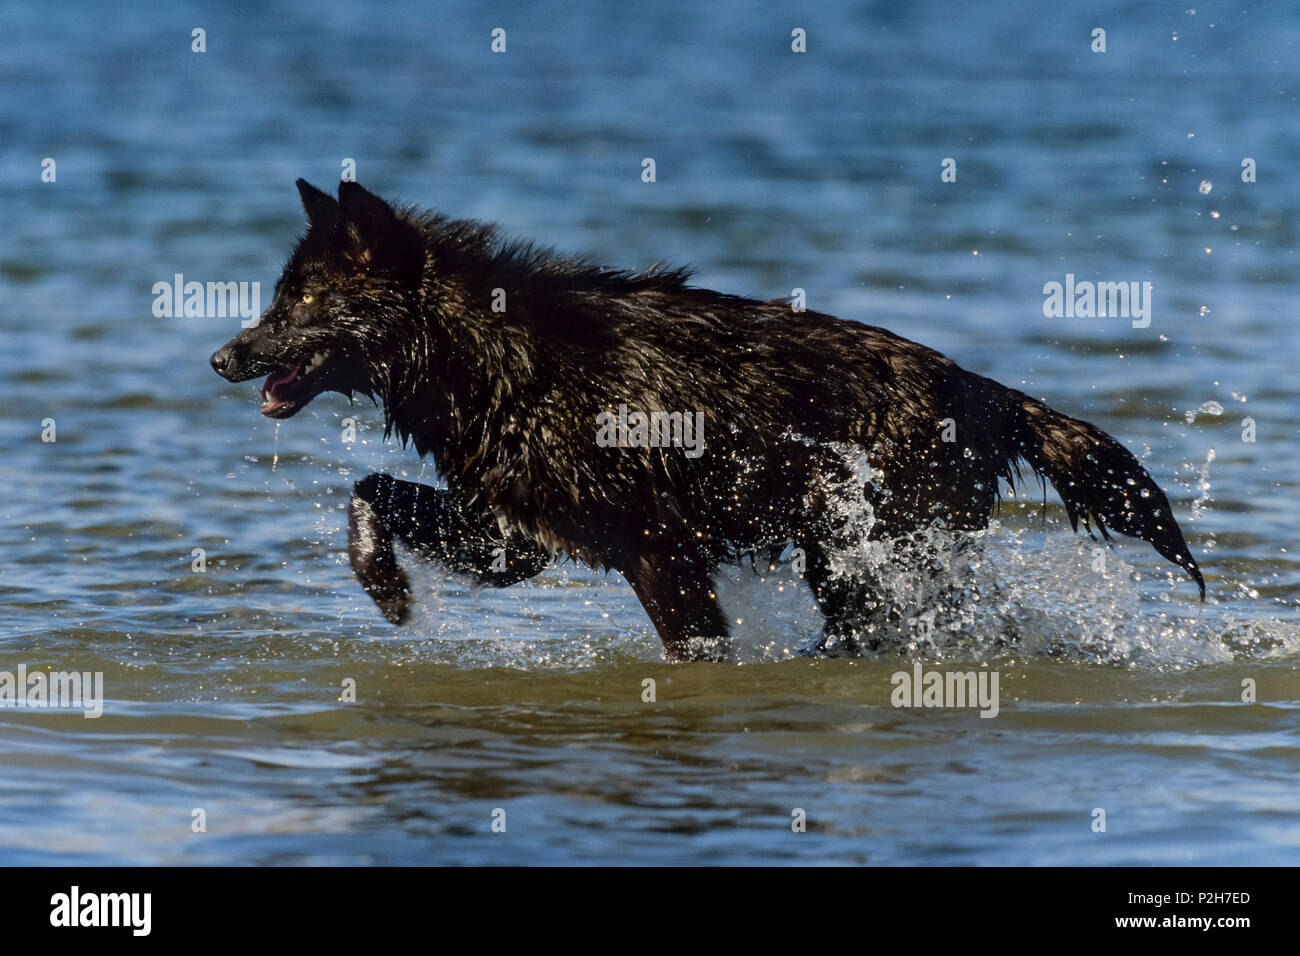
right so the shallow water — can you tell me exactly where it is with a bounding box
[1,0,1297,864]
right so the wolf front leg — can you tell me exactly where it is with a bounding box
[622,552,732,663]
[348,473,549,624]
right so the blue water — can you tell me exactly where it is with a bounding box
[0,0,1296,865]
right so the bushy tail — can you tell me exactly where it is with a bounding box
[1009,389,1205,598]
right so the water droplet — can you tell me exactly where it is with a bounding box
[1184,400,1224,424]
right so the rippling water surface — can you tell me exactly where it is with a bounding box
[1,0,1297,864]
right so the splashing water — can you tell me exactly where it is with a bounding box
[710,518,1300,669]
[307,434,1299,671]
[1189,447,1215,521]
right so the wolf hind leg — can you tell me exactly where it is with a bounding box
[801,541,886,656]
[801,532,983,655]
[348,473,549,624]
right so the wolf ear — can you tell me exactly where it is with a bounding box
[336,181,421,277]
[296,178,339,226]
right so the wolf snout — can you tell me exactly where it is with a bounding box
[210,336,266,383]
[209,342,244,380]
[210,344,233,376]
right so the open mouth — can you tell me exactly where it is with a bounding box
[260,349,334,417]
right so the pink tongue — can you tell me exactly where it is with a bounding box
[263,361,304,395]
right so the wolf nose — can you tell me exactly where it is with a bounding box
[210,346,235,377]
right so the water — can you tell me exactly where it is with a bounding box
[1,0,1297,864]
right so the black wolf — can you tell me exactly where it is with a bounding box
[211,180,1204,661]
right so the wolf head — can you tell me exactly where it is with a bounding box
[210,180,426,419]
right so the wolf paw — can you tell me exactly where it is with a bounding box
[358,568,412,625]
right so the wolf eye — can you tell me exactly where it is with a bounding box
[300,293,314,304]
